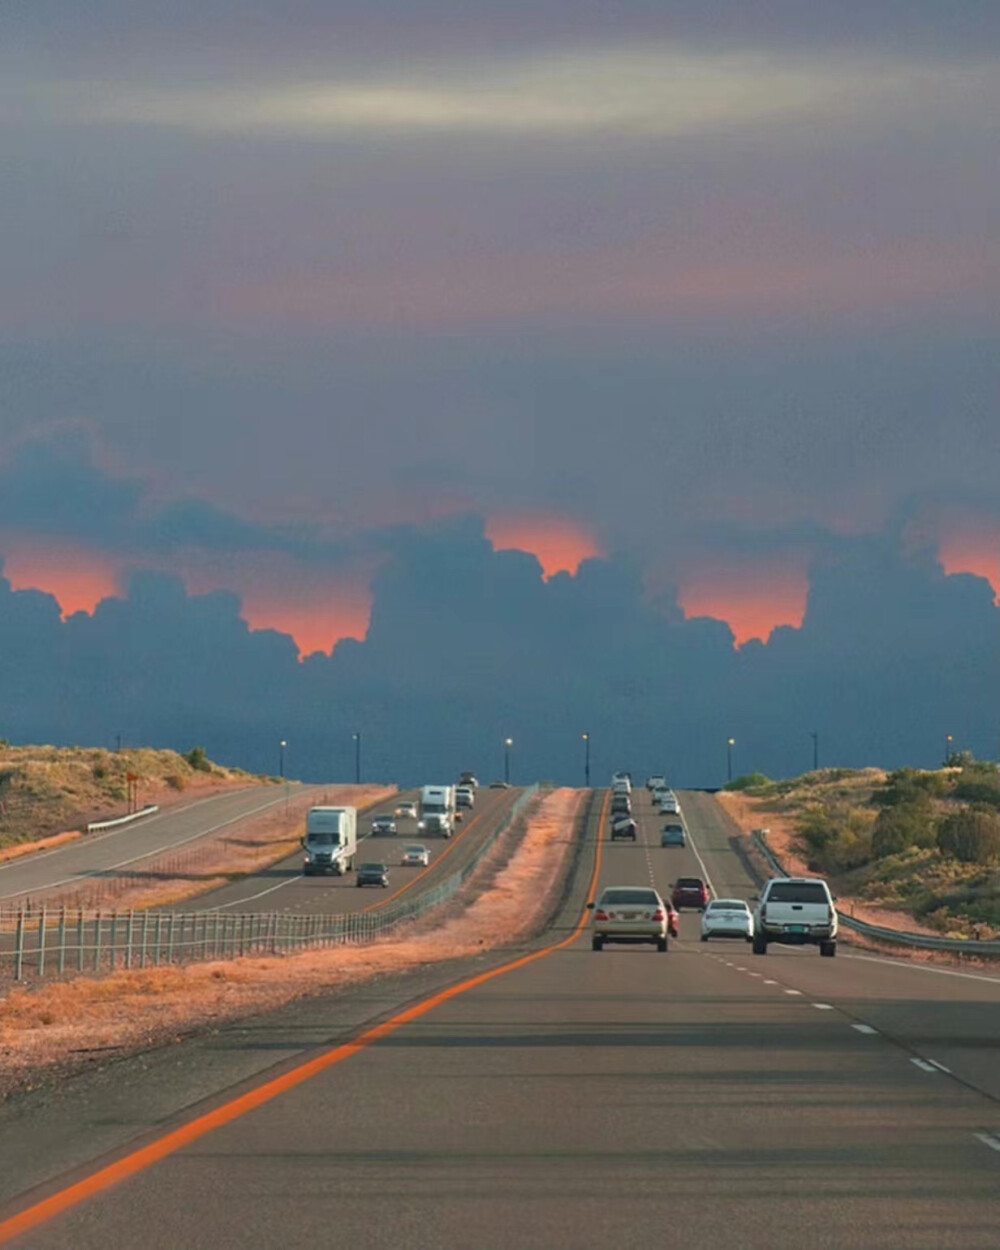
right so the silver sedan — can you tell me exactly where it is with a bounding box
[701,898,754,942]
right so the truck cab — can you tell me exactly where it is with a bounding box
[302,806,357,876]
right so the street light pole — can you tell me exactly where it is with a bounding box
[582,732,591,788]
[944,733,954,767]
[352,732,361,784]
[279,739,286,780]
[727,737,735,784]
[810,731,819,772]
[504,737,513,785]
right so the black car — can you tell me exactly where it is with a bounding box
[356,862,389,888]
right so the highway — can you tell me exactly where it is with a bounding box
[0,784,320,905]
[2,785,1000,1247]
[175,785,522,917]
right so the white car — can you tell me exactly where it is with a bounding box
[701,899,754,942]
[589,886,669,952]
[401,844,430,867]
[646,775,667,791]
[658,797,680,815]
[395,801,417,819]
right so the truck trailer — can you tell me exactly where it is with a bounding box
[302,806,357,876]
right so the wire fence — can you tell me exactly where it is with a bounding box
[1,785,540,985]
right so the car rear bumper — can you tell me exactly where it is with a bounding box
[593,925,666,942]
[761,925,836,944]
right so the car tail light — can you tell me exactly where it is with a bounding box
[651,909,665,921]
[594,909,609,921]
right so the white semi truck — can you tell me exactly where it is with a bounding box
[418,784,456,837]
[302,806,357,876]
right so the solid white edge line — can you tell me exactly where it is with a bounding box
[840,951,1000,988]
[684,812,717,897]
[928,1059,952,1073]
[0,789,320,903]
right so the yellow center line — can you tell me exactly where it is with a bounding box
[0,789,605,1245]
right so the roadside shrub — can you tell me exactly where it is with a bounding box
[874,768,950,807]
[724,772,772,792]
[937,808,1000,865]
[953,773,1000,810]
[91,763,107,781]
[184,745,212,773]
[871,799,936,858]
[165,774,186,791]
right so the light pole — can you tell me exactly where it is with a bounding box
[944,733,954,767]
[279,739,286,780]
[352,732,361,784]
[810,731,819,772]
[504,737,513,785]
[582,732,591,788]
[727,737,735,784]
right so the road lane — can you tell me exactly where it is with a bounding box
[0,785,320,904]
[7,784,1000,1248]
[176,786,521,917]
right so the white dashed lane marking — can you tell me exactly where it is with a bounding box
[852,1023,878,1035]
[974,1132,1000,1153]
[812,1002,834,1010]
[910,1058,939,1073]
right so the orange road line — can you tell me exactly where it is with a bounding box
[361,788,520,913]
[0,789,605,1246]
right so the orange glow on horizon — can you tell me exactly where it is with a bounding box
[938,532,998,600]
[486,515,601,578]
[678,561,809,645]
[237,592,372,655]
[2,543,120,616]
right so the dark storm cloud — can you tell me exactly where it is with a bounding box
[0,522,994,783]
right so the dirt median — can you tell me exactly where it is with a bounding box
[0,787,584,1098]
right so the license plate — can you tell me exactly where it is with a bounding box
[622,910,638,919]
[786,924,806,934]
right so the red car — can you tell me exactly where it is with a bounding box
[672,877,711,912]
[666,900,680,937]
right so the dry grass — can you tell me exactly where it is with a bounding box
[0,744,263,852]
[0,829,81,865]
[21,785,395,914]
[0,788,583,1095]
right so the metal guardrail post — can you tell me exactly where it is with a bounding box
[57,907,67,976]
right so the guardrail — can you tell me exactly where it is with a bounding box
[1,784,540,983]
[85,805,159,833]
[750,828,1000,957]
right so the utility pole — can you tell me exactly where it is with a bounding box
[582,732,591,788]
[352,732,361,784]
[727,737,735,784]
[504,737,513,785]
[811,731,819,772]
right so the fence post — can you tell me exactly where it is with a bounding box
[77,908,84,974]
[125,910,135,970]
[57,907,67,975]
[153,914,162,966]
[37,907,48,978]
[139,911,149,969]
[109,912,118,970]
[14,910,24,981]
[94,912,102,972]
[166,913,175,963]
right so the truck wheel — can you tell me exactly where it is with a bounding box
[752,934,768,955]
[820,940,837,957]
[591,936,604,952]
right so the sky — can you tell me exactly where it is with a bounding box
[0,3,997,782]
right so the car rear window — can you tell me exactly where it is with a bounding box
[601,889,658,905]
[676,878,703,888]
[709,900,748,911]
[766,882,829,903]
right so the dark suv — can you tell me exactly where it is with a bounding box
[356,862,389,888]
[672,877,710,911]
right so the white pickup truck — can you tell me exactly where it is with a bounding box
[752,876,838,957]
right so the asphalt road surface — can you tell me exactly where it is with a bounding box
[176,785,521,918]
[0,785,321,905]
[3,786,1000,1248]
